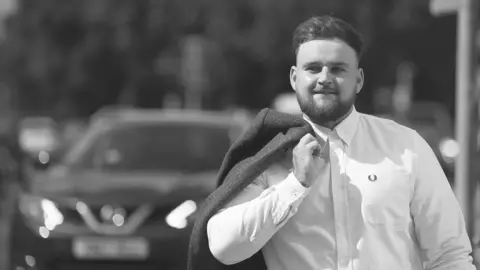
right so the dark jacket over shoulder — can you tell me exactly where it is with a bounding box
[187,108,319,270]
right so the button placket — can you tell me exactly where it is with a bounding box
[329,132,350,269]
[327,132,346,269]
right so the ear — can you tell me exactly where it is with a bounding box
[290,66,297,92]
[356,68,364,94]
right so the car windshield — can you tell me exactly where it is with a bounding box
[64,121,237,173]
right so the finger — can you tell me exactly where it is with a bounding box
[307,142,322,156]
[304,141,322,157]
[305,140,320,150]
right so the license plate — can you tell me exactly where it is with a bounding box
[73,237,149,260]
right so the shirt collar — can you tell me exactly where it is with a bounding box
[303,106,359,146]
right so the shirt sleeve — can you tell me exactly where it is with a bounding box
[410,131,475,269]
[207,171,309,265]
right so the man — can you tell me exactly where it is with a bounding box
[204,15,475,269]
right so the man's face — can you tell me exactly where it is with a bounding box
[290,38,364,124]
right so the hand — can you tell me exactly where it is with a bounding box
[292,134,328,187]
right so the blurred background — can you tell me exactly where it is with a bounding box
[0,0,462,118]
[0,0,478,269]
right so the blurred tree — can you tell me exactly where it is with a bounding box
[0,0,456,119]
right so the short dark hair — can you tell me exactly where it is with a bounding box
[292,15,364,61]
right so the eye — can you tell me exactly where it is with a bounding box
[306,66,322,73]
[331,66,345,73]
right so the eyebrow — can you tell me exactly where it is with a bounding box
[302,61,349,68]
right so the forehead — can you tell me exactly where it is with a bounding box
[296,38,358,66]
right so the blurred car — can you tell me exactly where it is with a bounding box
[8,107,251,270]
[17,116,63,170]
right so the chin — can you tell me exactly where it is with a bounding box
[312,99,338,110]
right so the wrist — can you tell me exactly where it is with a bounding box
[293,173,309,187]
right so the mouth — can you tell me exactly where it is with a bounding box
[312,89,337,95]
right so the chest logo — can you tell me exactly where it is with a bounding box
[368,174,378,182]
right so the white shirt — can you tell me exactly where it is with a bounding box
[207,107,475,270]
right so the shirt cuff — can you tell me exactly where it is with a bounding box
[275,172,310,201]
[271,172,310,225]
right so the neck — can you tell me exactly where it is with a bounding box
[306,107,353,130]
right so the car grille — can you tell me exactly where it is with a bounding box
[59,205,143,225]
[142,204,177,225]
[88,206,139,222]
[58,206,84,225]
[58,203,185,229]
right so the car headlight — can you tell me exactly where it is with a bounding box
[19,194,64,232]
[439,138,459,163]
[165,200,197,229]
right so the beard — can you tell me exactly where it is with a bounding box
[296,90,356,126]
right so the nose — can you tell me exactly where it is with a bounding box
[317,67,333,85]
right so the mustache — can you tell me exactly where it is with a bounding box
[311,86,337,94]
